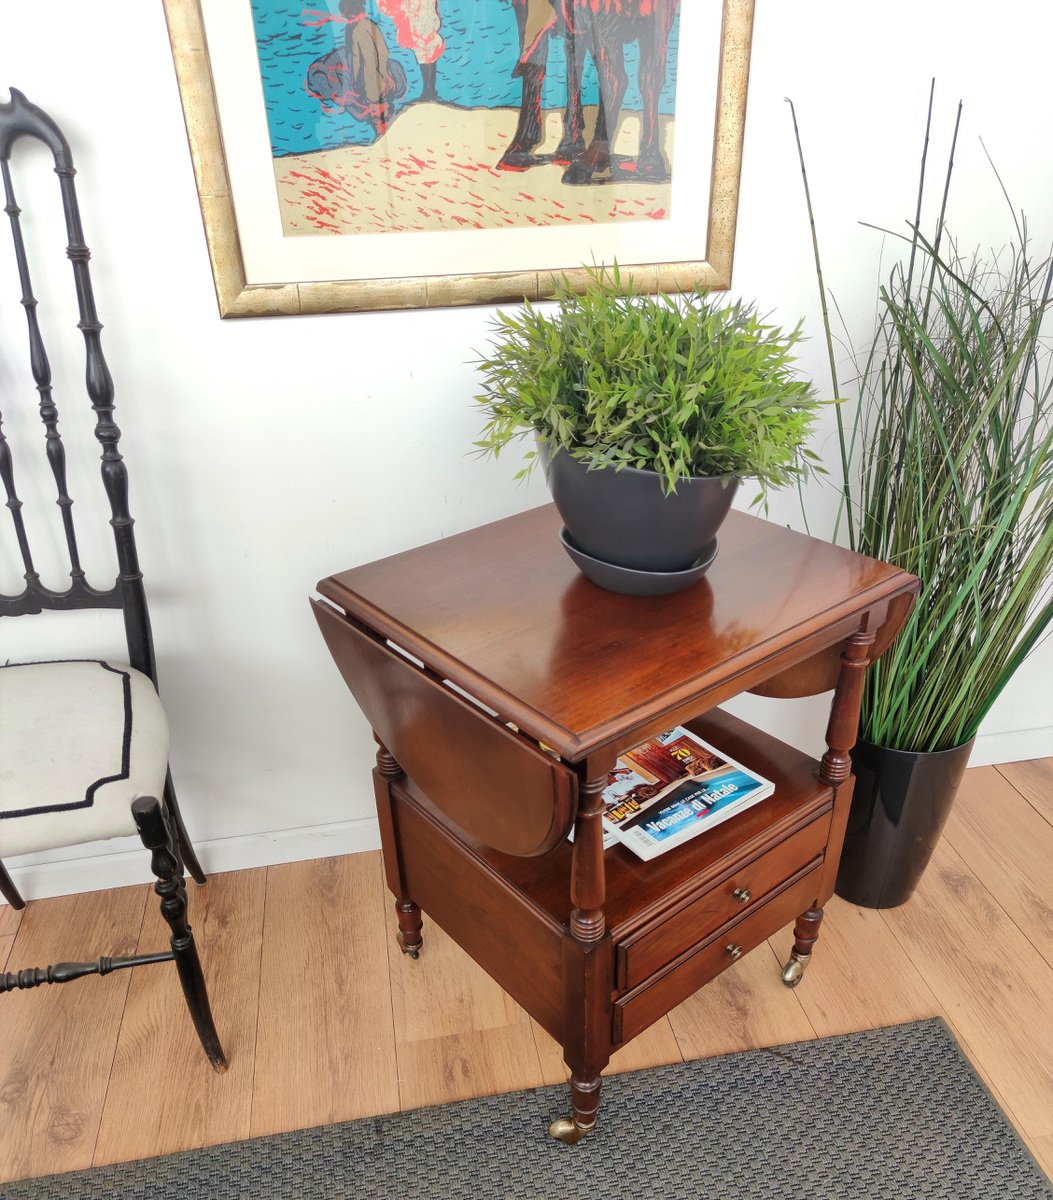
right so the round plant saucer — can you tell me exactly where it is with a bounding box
[558,527,719,596]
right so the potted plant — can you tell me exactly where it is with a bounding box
[792,97,1053,906]
[473,266,826,594]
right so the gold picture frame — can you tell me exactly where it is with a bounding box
[162,0,755,318]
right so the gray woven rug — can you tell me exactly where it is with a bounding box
[3,1018,1050,1200]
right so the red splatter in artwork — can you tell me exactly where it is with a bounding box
[301,9,347,27]
[274,138,672,236]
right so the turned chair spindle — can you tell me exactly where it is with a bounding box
[0,88,224,1070]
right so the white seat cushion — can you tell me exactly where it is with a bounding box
[0,659,170,858]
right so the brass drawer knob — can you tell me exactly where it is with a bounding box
[726,943,743,960]
[732,887,752,905]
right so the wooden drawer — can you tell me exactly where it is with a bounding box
[615,815,830,991]
[613,863,822,1045]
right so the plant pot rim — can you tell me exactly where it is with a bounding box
[540,441,738,486]
[855,734,977,759]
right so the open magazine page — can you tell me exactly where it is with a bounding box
[601,726,774,861]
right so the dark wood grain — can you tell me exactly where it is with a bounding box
[749,592,916,698]
[312,598,577,857]
[613,865,823,1044]
[314,503,919,1136]
[569,772,608,943]
[467,709,835,937]
[616,815,829,990]
[318,505,917,758]
[819,627,877,787]
[389,784,566,1042]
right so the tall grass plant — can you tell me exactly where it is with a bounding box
[792,89,1053,752]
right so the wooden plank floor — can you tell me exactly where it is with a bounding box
[1,758,1051,1185]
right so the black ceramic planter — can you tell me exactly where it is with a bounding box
[835,736,975,909]
[541,444,739,575]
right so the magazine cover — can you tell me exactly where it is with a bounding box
[601,727,774,861]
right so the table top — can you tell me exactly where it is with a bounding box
[317,505,916,759]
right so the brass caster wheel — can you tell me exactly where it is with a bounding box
[781,949,811,988]
[396,932,422,959]
[548,1116,596,1145]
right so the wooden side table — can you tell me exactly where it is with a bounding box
[312,505,918,1142]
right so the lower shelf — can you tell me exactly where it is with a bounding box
[388,706,837,1050]
[476,707,833,939]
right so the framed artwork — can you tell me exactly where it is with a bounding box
[162,0,755,317]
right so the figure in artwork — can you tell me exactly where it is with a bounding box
[251,0,694,236]
[306,0,409,135]
[561,0,681,184]
[497,0,584,172]
[377,0,444,100]
[499,0,680,185]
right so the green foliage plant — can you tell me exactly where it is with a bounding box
[791,89,1053,753]
[474,265,825,498]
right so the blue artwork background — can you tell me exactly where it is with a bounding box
[250,0,679,156]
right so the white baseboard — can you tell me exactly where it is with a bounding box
[4,725,1049,906]
[970,725,1053,768]
[3,817,382,904]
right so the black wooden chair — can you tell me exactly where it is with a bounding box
[0,89,225,1071]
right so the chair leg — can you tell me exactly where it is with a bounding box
[0,857,26,910]
[132,796,228,1072]
[162,768,206,886]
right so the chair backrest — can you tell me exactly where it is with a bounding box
[0,89,155,682]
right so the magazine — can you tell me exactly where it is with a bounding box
[600,726,774,861]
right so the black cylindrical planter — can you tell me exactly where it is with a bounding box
[835,736,975,909]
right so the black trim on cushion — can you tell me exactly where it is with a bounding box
[0,659,133,820]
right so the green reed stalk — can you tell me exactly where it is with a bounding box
[792,95,1053,752]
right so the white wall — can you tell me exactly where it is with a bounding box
[1,1,1050,900]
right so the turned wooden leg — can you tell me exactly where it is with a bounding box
[549,1074,602,1145]
[782,907,824,988]
[782,621,876,991]
[550,771,611,1144]
[374,740,425,959]
[395,898,423,959]
[132,797,228,1071]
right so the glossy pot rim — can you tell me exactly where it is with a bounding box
[853,735,977,761]
[539,440,739,487]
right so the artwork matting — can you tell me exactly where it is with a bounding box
[162,0,755,318]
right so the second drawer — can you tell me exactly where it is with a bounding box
[613,862,824,1045]
[615,813,830,991]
